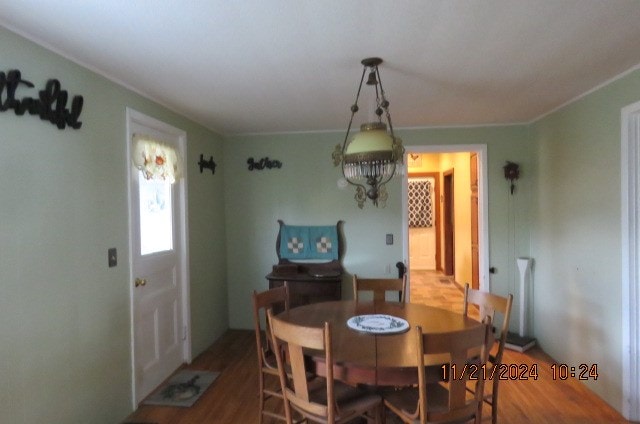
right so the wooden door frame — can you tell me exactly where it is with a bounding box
[401,145,489,297]
[408,172,441,271]
[443,169,455,276]
[470,153,480,289]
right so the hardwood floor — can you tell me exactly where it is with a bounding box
[124,272,633,423]
[124,330,260,424]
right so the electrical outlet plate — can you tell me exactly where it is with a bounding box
[386,234,393,245]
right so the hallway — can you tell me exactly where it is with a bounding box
[409,269,479,319]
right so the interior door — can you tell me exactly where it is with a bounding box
[127,109,189,405]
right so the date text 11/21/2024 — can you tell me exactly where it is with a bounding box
[442,363,599,381]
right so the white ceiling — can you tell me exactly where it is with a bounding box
[3,0,640,135]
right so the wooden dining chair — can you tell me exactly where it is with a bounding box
[267,310,384,424]
[383,318,495,424]
[252,283,290,423]
[463,284,513,424]
[353,274,407,302]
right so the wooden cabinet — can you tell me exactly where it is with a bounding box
[267,220,344,309]
[266,273,341,309]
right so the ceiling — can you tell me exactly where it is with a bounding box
[3,0,640,135]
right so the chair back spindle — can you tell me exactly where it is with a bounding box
[353,274,407,302]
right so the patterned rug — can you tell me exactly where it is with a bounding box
[142,370,219,407]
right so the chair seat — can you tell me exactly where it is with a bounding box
[383,383,475,423]
[383,383,462,414]
[301,377,382,422]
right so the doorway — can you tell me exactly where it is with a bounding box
[402,145,488,306]
[126,109,191,406]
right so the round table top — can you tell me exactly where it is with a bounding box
[277,300,482,386]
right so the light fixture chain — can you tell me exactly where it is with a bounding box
[333,57,403,208]
[338,65,369,198]
[375,66,394,135]
[375,65,403,167]
[373,68,382,120]
[341,66,368,152]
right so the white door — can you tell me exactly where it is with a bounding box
[409,227,436,269]
[127,109,190,405]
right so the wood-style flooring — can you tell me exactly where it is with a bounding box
[124,270,633,424]
[409,269,476,317]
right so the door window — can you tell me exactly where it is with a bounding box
[138,172,174,255]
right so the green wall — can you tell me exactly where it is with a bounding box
[531,69,640,412]
[3,20,638,422]
[224,125,533,330]
[0,27,227,423]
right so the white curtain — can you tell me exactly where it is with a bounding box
[131,134,183,183]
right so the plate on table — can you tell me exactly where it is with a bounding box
[346,314,410,334]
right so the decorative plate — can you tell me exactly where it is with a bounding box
[346,314,410,334]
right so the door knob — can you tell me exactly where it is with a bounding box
[135,278,147,287]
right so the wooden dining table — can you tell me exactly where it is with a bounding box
[276,300,483,387]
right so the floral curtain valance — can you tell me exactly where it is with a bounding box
[132,134,183,183]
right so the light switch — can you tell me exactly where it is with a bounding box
[386,234,393,245]
[108,248,117,267]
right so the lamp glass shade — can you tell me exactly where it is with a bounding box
[345,123,393,156]
[343,122,397,181]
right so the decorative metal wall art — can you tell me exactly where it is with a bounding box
[247,157,282,171]
[198,154,217,174]
[0,69,83,129]
[503,161,520,194]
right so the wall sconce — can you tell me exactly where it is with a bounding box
[503,161,520,194]
[332,57,404,208]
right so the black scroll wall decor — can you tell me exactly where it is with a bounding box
[198,154,217,175]
[247,157,282,171]
[0,69,83,129]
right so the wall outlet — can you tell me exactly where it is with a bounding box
[384,264,391,274]
[386,233,393,245]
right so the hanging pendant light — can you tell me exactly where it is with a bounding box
[332,57,404,208]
